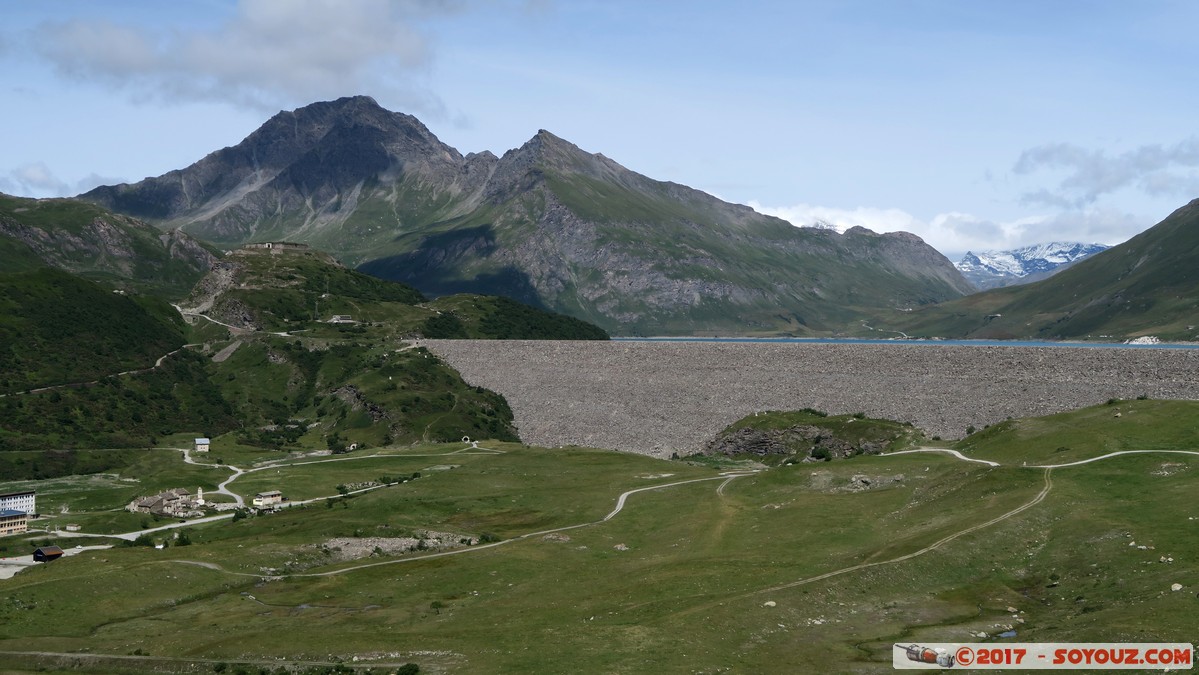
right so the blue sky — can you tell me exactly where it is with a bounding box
[4,1,1199,258]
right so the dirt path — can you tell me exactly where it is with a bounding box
[884,447,1001,467]
[163,469,758,580]
[743,469,1053,598]
[0,345,198,398]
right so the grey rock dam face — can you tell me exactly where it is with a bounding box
[424,340,1199,457]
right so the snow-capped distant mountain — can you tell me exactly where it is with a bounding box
[955,242,1110,289]
[804,218,844,232]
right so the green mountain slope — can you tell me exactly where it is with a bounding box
[81,97,972,335]
[893,199,1199,340]
[0,193,216,298]
[182,242,607,339]
[0,268,187,394]
[0,260,535,470]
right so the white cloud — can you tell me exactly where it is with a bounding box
[748,200,1148,258]
[1014,138,1199,208]
[0,164,126,198]
[0,162,69,197]
[30,0,471,115]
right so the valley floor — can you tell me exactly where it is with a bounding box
[1,424,1196,673]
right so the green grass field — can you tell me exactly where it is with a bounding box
[1,402,1197,673]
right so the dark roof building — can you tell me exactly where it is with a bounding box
[33,545,64,562]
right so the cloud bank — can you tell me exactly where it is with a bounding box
[31,0,468,115]
[0,163,124,198]
[1014,138,1199,208]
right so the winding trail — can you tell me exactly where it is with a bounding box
[29,443,1199,594]
[725,447,1197,602]
[0,345,198,398]
[883,447,1001,467]
[744,469,1053,598]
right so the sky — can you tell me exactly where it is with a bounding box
[4,1,1199,259]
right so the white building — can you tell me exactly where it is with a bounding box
[252,490,284,508]
[194,438,211,452]
[0,490,35,516]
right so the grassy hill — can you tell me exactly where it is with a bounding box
[0,193,216,298]
[422,294,610,340]
[0,268,187,395]
[0,244,607,480]
[0,401,1195,672]
[191,244,608,340]
[890,199,1199,341]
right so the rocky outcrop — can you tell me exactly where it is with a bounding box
[332,385,388,422]
[0,197,215,292]
[706,425,886,460]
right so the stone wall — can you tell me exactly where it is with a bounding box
[425,340,1199,457]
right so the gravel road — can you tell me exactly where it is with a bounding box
[425,340,1199,457]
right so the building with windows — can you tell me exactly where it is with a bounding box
[0,490,35,516]
[0,509,28,536]
[194,437,211,452]
[252,490,284,509]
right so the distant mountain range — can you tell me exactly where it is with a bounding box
[81,96,973,335]
[897,201,1199,341]
[955,242,1110,289]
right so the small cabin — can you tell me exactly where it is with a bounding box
[33,545,64,562]
[194,438,211,453]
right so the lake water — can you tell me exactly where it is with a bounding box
[614,337,1199,350]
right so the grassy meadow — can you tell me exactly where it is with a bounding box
[0,401,1197,673]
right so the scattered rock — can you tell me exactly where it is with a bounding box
[613,543,629,551]
[1171,583,1184,592]
[542,533,571,543]
[763,601,776,607]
